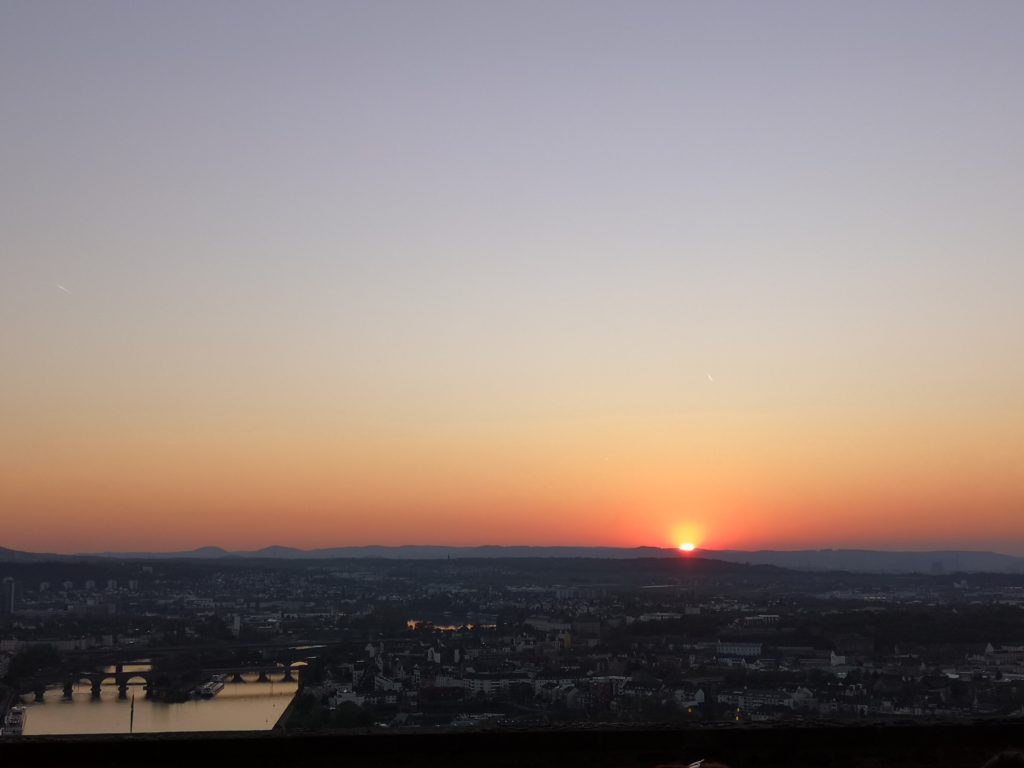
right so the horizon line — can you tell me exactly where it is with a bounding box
[5,543,1023,558]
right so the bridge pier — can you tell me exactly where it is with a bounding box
[91,679,102,700]
[232,672,245,683]
[282,668,295,683]
[34,687,46,703]
[118,681,129,700]
[257,670,269,683]
[63,682,75,700]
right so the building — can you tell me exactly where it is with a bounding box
[717,641,763,658]
[1,578,20,615]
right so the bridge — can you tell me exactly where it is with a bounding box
[23,661,304,703]
[57,664,155,702]
[201,665,301,684]
[13,636,347,703]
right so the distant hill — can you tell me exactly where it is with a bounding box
[705,548,1024,574]
[235,545,679,560]
[2,544,1023,573]
[0,546,59,562]
[0,545,103,563]
[251,545,306,558]
[76,546,232,560]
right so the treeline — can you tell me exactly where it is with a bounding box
[286,694,374,729]
[793,603,1024,648]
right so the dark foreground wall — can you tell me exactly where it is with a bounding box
[2,720,1024,768]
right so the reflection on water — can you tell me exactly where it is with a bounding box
[20,679,298,735]
[102,663,152,674]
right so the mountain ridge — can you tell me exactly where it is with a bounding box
[2,544,1023,573]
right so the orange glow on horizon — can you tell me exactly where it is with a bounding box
[2,374,1023,554]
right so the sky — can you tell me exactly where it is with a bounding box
[2,1,1023,554]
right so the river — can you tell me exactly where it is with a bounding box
[19,675,298,735]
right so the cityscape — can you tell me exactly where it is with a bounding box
[4,549,1024,738]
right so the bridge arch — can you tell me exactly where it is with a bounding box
[63,677,94,699]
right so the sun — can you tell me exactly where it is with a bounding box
[679,542,696,552]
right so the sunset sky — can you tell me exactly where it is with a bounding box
[2,1,1023,554]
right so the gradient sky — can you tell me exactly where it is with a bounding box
[2,1,1023,554]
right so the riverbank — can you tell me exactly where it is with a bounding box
[16,680,297,735]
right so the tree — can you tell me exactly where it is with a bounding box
[331,701,372,728]
[4,644,62,684]
[286,692,327,729]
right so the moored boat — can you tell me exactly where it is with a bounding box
[196,679,225,699]
[1,705,27,735]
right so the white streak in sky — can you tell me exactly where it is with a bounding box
[706,372,714,383]
[57,284,72,294]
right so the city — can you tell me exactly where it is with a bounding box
[3,553,1024,736]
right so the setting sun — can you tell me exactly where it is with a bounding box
[679,543,696,552]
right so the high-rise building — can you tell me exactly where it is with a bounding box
[1,578,19,615]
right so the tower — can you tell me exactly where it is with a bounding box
[0,578,19,615]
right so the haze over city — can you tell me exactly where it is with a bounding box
[2,1,1023,555]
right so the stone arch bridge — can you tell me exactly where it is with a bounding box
[25,662,302,703]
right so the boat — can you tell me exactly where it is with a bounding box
[196,676,225,699]
[2,705,27,735]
